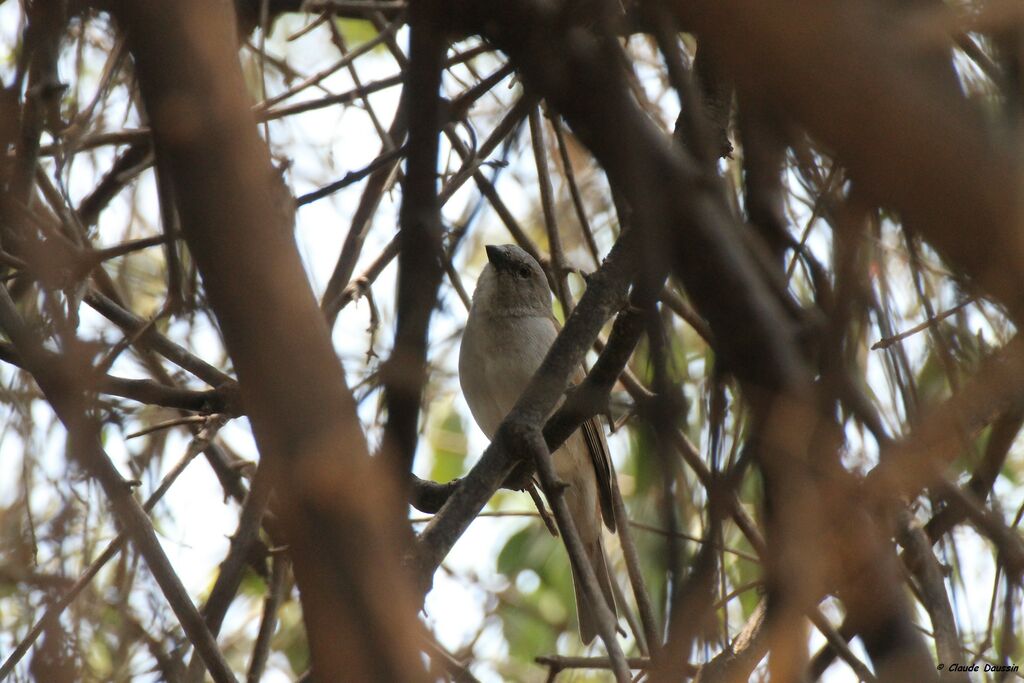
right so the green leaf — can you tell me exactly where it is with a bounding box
[501,603,558,662]
[334,18,381,46]
[429,402,468,483]
[497,525,579,643]
[497,525,555,577]
[239,564,267,597]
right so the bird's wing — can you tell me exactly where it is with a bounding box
[574,367,617,532]
[552,313,616,531]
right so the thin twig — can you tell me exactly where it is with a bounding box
[126,414,211,440]
[871,298,976,350]
[551,115,601,267]
[246,555,290,683]
[535,655,654,673]
[530,105,573,312]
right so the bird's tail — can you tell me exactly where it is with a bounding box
[571,535,617,644]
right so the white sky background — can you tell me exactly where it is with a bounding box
[0,5,1020,682]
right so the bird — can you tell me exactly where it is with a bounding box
[459,243,617,643]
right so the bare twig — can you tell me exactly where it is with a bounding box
[529,106,573,311]
[535,655,656,673]
[245,556,289,683]
[871,298,976,350]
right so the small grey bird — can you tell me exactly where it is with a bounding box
[459,243,617,643]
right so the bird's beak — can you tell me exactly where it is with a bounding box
[485,245,506,267]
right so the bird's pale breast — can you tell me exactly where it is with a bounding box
[459,312,559,439]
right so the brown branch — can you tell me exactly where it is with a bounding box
[736,99,789,266]
[381,2,447,484]
[319,87,407,328]
[261,45,492,123]
[642,304,687,645]
[101,376,237,413]
[649,513,720,683]
[550,115,601,267]
[9,0,64,210]
[897,513,969,683]
[814,410,1022,679]
[540,306,642,452]
[85,291,235,389]
[807,610,878,683]
[925,408,1023,541]
[935,481,1024,576]
[421,636,481,683]
[376,14,547,266]
[693,600,768,683]
[436,95,535,206]
[77,143,153,228]
[296,144,406,207]
[870,298,976,350]
[257,17,403,111]
[527,428,631,682]
[319,64,517,326]
[113,0,428,679]
[322,233,400,322]
[869,337,1024,503]
[678,0,1024,324]
[529,106,573,312]
[0,340,238,413]
[690,37,733,160]
[535,655,656,673]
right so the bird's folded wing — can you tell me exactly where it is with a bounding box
[582,415,616,531]
[556,315,616,531]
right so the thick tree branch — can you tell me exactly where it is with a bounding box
[381,0,446,485]
[678,0,1024,323]
[112,0,427,680]
[0,340,238,413]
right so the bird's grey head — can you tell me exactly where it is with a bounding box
[471,244,552,316]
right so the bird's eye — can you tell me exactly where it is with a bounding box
[516,266,531,279]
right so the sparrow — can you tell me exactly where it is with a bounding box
[459,243,617,643]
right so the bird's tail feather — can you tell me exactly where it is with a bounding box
[572,536,617,644]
